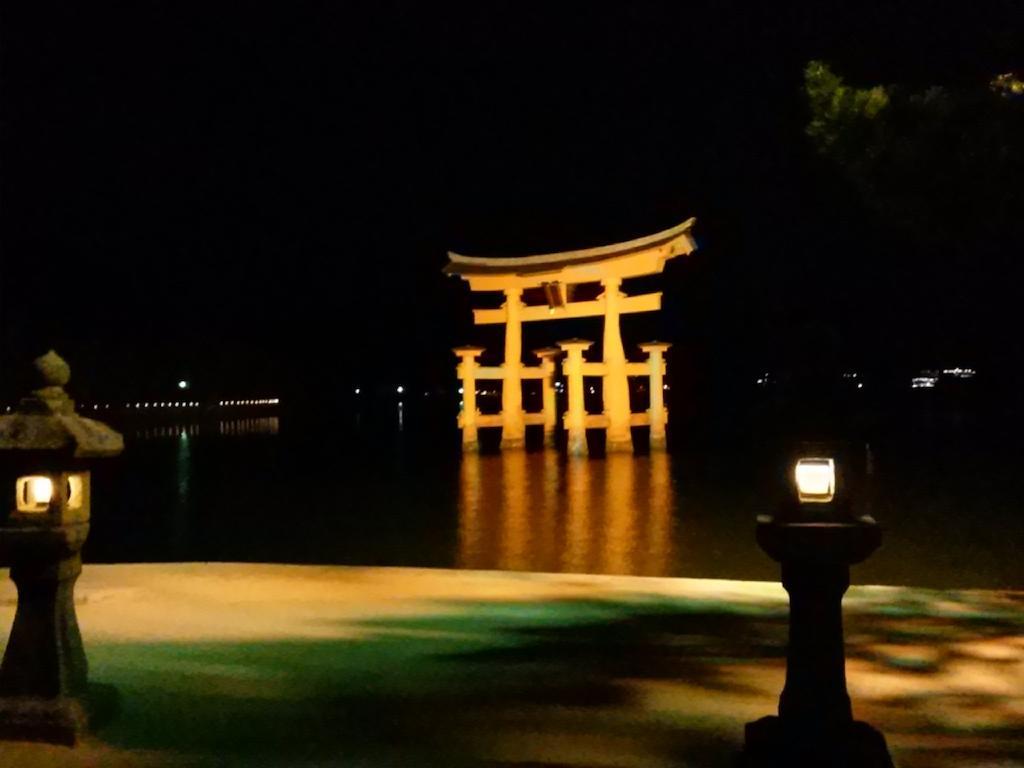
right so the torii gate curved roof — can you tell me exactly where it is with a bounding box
[444,217,696,289]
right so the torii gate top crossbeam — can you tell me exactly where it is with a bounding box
[443,217,696,292]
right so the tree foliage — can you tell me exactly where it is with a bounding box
[804,60,1024,253]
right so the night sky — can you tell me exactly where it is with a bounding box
[2,2,1021,414]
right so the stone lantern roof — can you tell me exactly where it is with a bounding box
[0,351,123,458]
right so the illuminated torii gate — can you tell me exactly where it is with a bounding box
[446,217,696,454]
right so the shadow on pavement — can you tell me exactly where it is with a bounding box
[83,589,1023,767]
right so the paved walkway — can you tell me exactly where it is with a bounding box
[0,564,1021,767]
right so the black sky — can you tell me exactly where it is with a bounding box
[2,2,1021,407]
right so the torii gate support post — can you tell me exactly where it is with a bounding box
[558,339,592,457]
[501,288,526,450]
[534,347,561,448]
[601,277,633,453]
[454,346,486,452]
[639,342,671,451]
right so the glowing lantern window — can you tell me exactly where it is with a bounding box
[16,476,53,513]
[67,475,85,510]
[794,458,835,503]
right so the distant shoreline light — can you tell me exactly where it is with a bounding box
[83,399,285,409]
[216,398,280,407]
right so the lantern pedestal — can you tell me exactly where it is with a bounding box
[0,697,88,746]
[743,717,891,768]
[741,518,893,768]
[0,524,91,745]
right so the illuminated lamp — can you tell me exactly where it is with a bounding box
[14,474,87,515]
[15,476,52,512]
[794,458,835,503]
[0,351,124,744]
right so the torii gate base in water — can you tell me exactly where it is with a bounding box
[446,218,696,455]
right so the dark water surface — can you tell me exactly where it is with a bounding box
[84,407,1024,590]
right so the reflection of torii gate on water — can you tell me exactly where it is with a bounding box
[446,217,697,455]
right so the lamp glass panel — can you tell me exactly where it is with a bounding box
[16,475,53,512]
[795,458,835,503]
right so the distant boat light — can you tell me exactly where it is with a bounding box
[942,367,975,379]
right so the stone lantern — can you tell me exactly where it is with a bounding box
[0,351,123,745]
[742,446,893,767]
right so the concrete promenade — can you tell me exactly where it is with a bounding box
[0,564,1021,767]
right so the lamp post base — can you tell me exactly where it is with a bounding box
[0,683,119,747]
[742,715,893,767]
[0,696,87,746]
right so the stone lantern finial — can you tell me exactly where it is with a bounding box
[22,350,74,416]
[34,350,71,388]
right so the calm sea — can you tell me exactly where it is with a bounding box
[83,402,1024,590]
